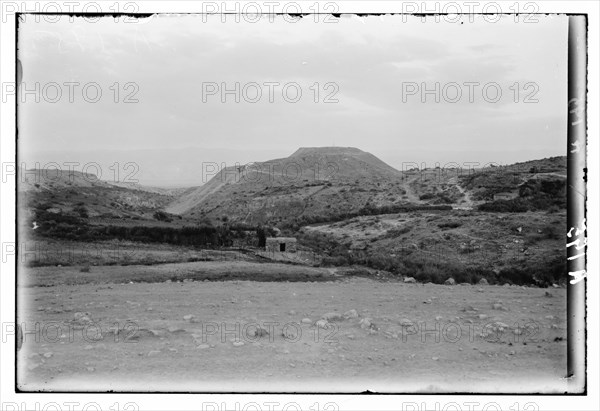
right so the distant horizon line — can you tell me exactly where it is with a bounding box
[20,152,567,190]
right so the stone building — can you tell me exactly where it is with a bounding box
[265,237,297,253]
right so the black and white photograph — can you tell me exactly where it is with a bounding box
[1,0,598,409]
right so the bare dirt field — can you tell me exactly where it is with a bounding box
[17,262,567,393]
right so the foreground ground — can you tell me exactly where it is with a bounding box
[18,262,567,393]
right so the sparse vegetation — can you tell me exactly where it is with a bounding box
[21,153,567,288]
[438,221,462,230]
[153,210,173,222]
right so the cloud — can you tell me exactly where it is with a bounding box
[18,14,568,179]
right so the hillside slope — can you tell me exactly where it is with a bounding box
[19,170,175,225]
[166,149,567,227]
[165,147,410,226]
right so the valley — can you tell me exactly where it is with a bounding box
[16,147,569,392]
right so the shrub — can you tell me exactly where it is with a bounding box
[321,256,349,266]
[438,221,462,230]
[74,205,89,218]
[153,210,172,222]
[541,226,561,240]
[384,226,412,238]
[478,198,529,212]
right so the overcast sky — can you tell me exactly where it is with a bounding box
[18,14,568,186]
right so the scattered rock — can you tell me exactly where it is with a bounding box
[503,283,511,287]
[301,318,312,324]
[432,357,439,361]
[315,319,330,329]
[343,309,359,319]
[478,314,488,320]
[232,341,244,347]
[435,316,443,321]
[43,352,53,359]
[86,367,95,372]
[479,278,489,285]
[278,326,295,340]
[73,312,93,324]
[248,326,269,338]
[359,318,378,331]
[492,303,504,310]
[183,314,196,322]
[403,277,416,284]
[288,310,297,315]
[494,322,509,331]
[444,278,456,286]
[321,312,344,322]
[196,344,210,349]
[122,328,163,341]
[545,291,553,298]
[399,318,414,327]
[384,326,403,339]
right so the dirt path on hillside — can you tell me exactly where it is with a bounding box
[454,182,475,208]
[400,174,422,203]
